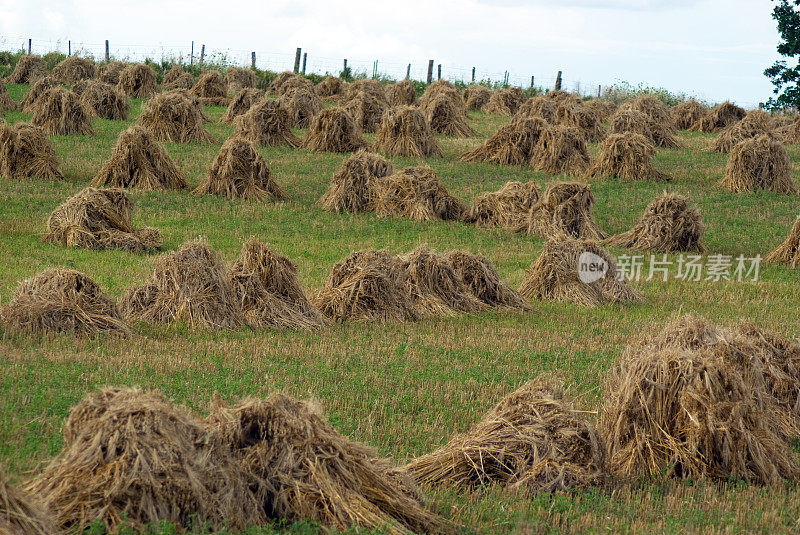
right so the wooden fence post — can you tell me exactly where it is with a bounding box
[28,39,31,54]
[437,64,441,80]
[293,48,301,73]
[531,75,534,89]
[472,67,475,82]
[251,51,256,68]
[200,44,205,65]
[597,84,601,98]
[105,40,110,61]
[555,71,562,90]
[190,41,194,65]
[68,40,71,56]
[426,60,433,84]
[343,59,347,73]
[406,64,411,79]
[302,52,307,74]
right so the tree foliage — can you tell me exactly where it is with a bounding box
[766,0,800,109]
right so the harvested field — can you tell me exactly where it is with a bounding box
[713,110,773,152]
[190,70,230,105]
[611,108,678,148]
[279,88,323,129]
[463,85,492,111]
[224,67,257,93]
[423,95,476,137]
[387,79,417,106]
[341,90,387,133]
[221,87,264,124]
[315,75,345,99]
[672,99,708,130]
[96,60,127,85]
[483,87,526,115]
[20,76,58,112]
[690,101,747,133]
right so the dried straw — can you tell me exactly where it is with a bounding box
[51,56,95,85]
[396,245,486,317]
[20,76,58,112]
[207,393,452,535]
[194,135,284,200]
[0,268,130,336]
[610,108,678,148]
[6,54,48,83]
[720,134,797,194]
[0,122,63,181]
[601,315,800,484]
[387,79,416,106]
[406,378,605,492]
[557,103,607,142]
[766,215,800,268]
[92,125,187,190]
[76,80,130,120]
[467,180,540,230]
[525,182,606,240]
[342,90,388,133]
[115,63,158,98]
[671,99,708,130]
[27,387,263,532]
[96,61,127,85]
[279,88,323,129]
[518,235,640,306]
[586,132,672,181]
[0,465,59,535]
[690,101,746,133]
[30,87,95,136]
[120,238,245,329]
[372,105,444,158]
[190,70,230,105]
[224,66,257,93]
[463,85,491,111]
[139,90,216,143]
[713,110,773,152]
[221,87,264,124]
[313,249,418,323]
[162,65,194,90]
[483,87,526,115]
[373,166,466,222]
[423,95,476,137]
[516,97,557,124]
[0,82,18,112]
[605,193,705,252]
[229,237,327,330]
[45,187,162,253]
[444,250,530,310]
[234,98,301,147]
[459,117,547,165]
[531,125,591,175]
[303,107,368,153]
[319,149,394,213]
[315,75,345,99]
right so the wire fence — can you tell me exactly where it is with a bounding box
[0,34,613,97]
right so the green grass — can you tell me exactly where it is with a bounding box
[2,82,800,533]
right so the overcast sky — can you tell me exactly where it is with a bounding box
[0,0,783,106]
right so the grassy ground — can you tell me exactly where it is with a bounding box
[2,83,800,533]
